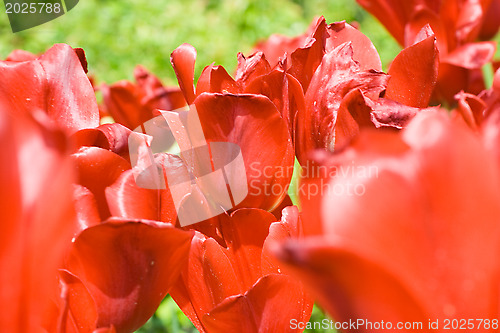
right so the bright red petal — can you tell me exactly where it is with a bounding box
[0,44,99,133]
[0,109,76,332]
[65,220,193,333]
[386,33,439,108]
[170,43,197,105]
[202,274,312,333]
[194,93,294,211]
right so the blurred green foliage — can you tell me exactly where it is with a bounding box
[0,0,400,86]
[0,1,421,332]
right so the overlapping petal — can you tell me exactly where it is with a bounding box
[276,111,500,328]
[0,44,99,133]
[0,107,76,332]
[62,219,193,333]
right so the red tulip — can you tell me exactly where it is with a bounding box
[356,0,497,103]
[100,65,185,130]
[0,44,99,133]
[54,219,194,333]
[275,111,500,331]
[295,23,438,164]
[0,106,77,332]
[170,207,313,333]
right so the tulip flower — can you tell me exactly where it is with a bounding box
[275,110,500,332]
[53,219,193,333]
[100,65,185,130]
[0,106,76,332]
[0,44,99,133]
[171,43,303,134]
[170,207,313,333]
[295,22,438,164]
[356,0,497,102]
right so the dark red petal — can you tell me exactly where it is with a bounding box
[66,220,193,333]
[386,33,439,108]
[100,81,149,130]
[196,64,240,95]
[269,194,293,221]
[170,43,197,105]
[326,21,382,70]
[479,0,500,39]
[235,52,271,87]
[133,65,186,111]
[432,63,469,104]
[288,17,328,92]
[194,93,294,211]
[72,147,131,221]
[355,0,408,45]
[0,44,99,133]
[202,274,313,333]
[71,123,132,158]
[299,43,388,162]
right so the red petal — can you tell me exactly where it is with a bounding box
[220,209,277,290]
[0,110,76,332]
[170,43,197,105]
[235,52,271,87]
[66,220,193,333]
[0,44,99,133]
[72,147,131,220]
[288,17,328,92]
[443,42,496,69]
[5,49,37,61]
[299,43,388,161]
[244,69,305,139]
[287,112,500,321]
[100,81,150,130]
[105,166,176,224]
[404,10,447,52]
[454,91,487,129]
[170,232,241,333]
[202,274,313,333]
[73,184,101,231]
[58,270,99,332]
[355,0,410,45]
[196,64,239,95]
[386,33,439,108]
[276,239,429,330]
[479,0,500,39]
[194,93,294,211]
[326,21,382,70]
[71,123,132,158]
